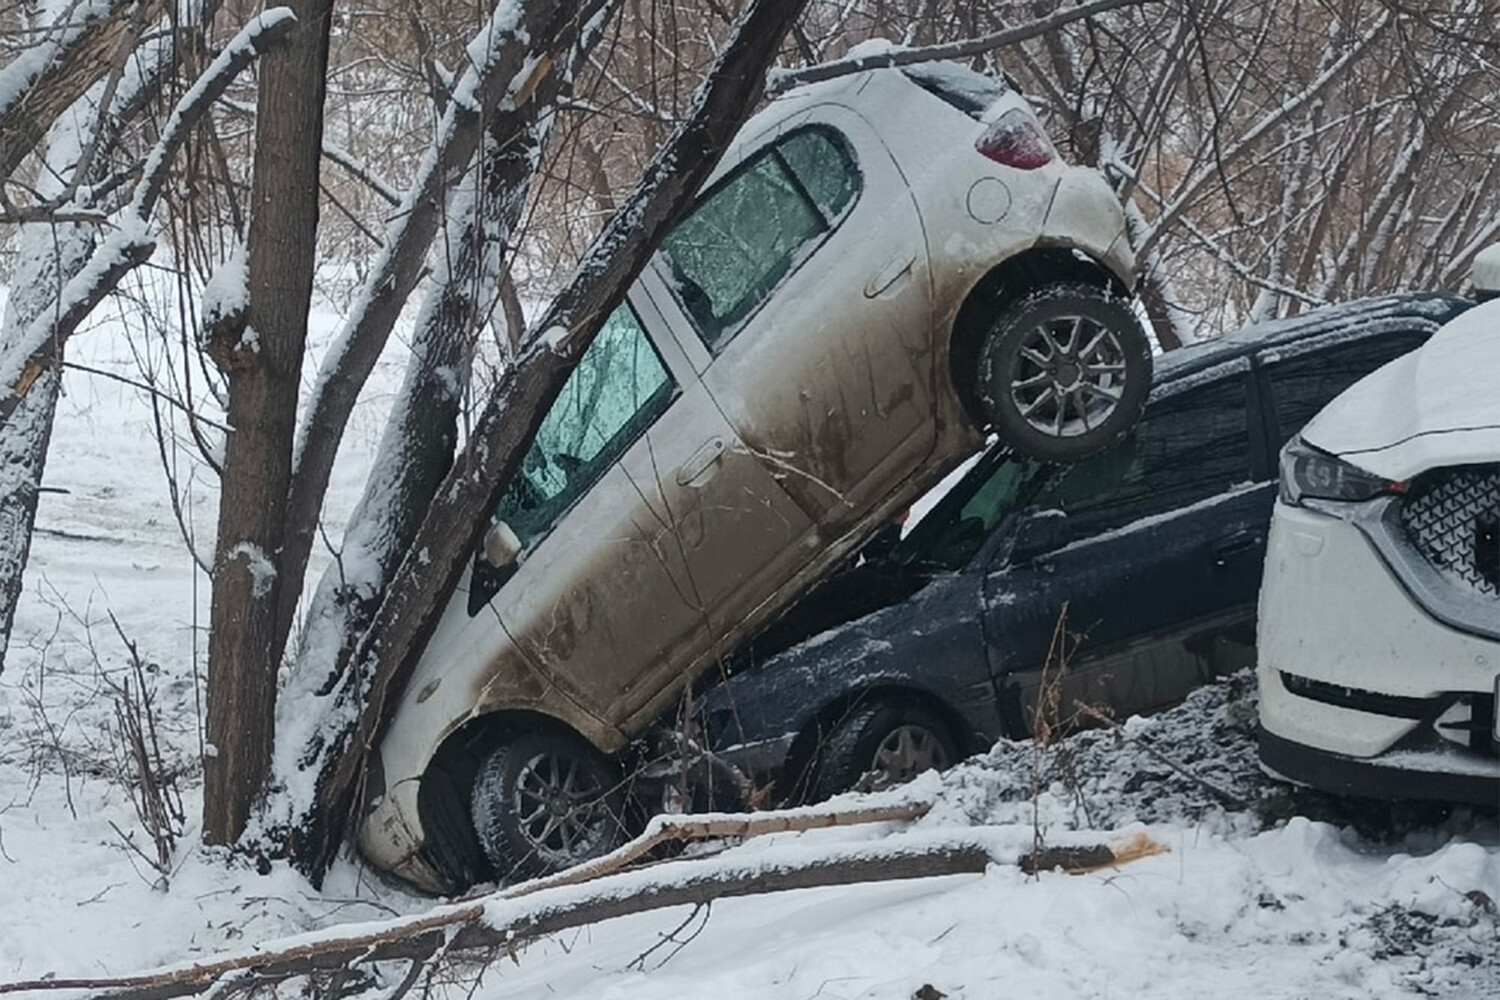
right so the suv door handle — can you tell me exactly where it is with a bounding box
[1213,530,1262,567]
[676,438,726,487]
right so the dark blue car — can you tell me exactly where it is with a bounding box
[697,294,1474,803]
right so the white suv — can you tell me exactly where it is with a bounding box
[1257,294,1500,807]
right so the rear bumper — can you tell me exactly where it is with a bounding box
[1259,726,1499,809]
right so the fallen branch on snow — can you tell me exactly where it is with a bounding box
[0,802,1166,1000]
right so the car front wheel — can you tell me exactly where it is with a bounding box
[977,282,1151,462]
[812,700,957,802]
[470,730,625,882]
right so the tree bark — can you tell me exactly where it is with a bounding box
[268,29,602,805]
[203,0,334,846]
[0,226,88,671]
[0,0,166,184]
[267,0,614,691]
[283,0,808,882]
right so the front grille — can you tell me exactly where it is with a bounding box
[1398,465,1500,598]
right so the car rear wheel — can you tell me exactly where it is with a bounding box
[471,730,625,882]
[812,700,957,801]
[977,282,1151,462]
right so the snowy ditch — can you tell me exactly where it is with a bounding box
[0,293,1493,998]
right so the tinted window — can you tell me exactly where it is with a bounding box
[1266,333,1427,446]
[660,127,858,351]
[495,303,673,549]
[1030,375,1253,538]
[896,456,1042,571]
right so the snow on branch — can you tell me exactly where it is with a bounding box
[129,9,297,218]
[0,796,1167,1000]
[1134,7,1392,263]
[0,9,295,432]
[765,0,1153,95]
[0,0,159,181]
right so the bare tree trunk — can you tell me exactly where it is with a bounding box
[0,226,88,669]
[266,0,612,670]
[281,0,808,882]
[270,47,594,797]
[0,0,165,184]
[203,0,334,846]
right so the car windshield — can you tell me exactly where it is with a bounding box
[901,62,1007,119]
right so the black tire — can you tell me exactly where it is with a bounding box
[811,700,958,802]
[976,282,1152,462]
[470,730,625,882]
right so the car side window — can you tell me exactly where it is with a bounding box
[1029,375,1253,539]
[896,457,1042,570]
[1265,333,1428,446]
[494,302,674,550]
[659,126,859,352]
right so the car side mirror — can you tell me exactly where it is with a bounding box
[468,521,523,616]
[1011,509,1071,562]
[482,520,522,569]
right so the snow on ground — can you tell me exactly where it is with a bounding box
[0,287,1495,998]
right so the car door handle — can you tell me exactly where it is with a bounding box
[1213,530,1262,567]
[864,251,916,298]
[676,437,726,487]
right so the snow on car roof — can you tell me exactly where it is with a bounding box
[1154,293,1472,387]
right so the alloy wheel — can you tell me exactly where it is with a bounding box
[1010,315,1129,439]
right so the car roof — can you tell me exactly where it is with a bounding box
[1154,292,1473,387]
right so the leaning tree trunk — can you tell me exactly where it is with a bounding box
[202,0,334,846]
[281,0,809,883]
[266,13,608,810]
[265,0,616,675]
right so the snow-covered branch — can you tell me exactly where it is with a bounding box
[0,793,1168,1000]
[766,0,1153,95]
[0,0,162,182]
[281,0,809,884]
[0,10,295,433]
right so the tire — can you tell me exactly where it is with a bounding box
[470,730,625,882]
[811,700,958,802]
[976,282,1152,462]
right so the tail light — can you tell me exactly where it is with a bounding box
[975,109,1054,170]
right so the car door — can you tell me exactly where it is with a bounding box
[651,112,938,536]
[984,368,1269,733]
[475,297,810,732]
[607,295,820,728]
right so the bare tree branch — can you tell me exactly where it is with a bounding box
[766,0,1154,95]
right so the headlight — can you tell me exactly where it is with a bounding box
[1279,435,1406,505]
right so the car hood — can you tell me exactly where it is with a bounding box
[1302,299,1500,480]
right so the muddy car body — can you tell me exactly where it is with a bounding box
[699,294,1476,802]
[359,63,1146,892]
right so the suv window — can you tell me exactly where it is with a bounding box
[1265,332,1428,446]
[1030,375,1253,538]
[495,302,674,549]
[660,126,859,352]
